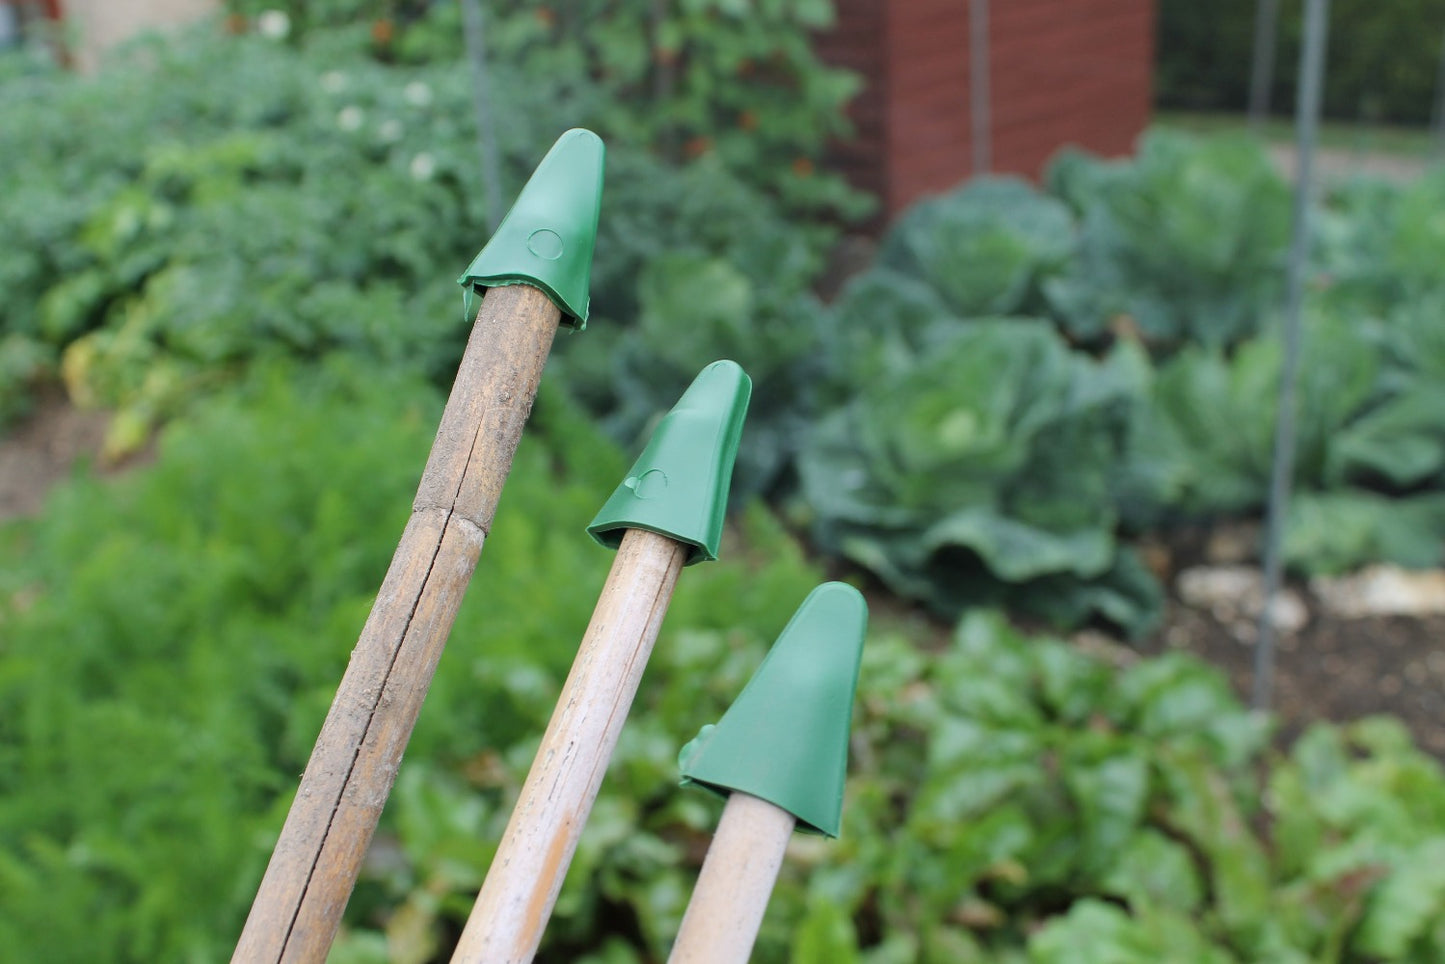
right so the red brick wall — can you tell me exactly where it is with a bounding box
[887,0,975,212]
[816,0,890,203]
[990,0,1154,182]
[816,0,1155,218]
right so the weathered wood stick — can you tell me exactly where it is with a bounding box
[233,127,604,964]
[449,359,753,964]
[449,527,688,963]
[667,792,797,964]
[232,284,559,963]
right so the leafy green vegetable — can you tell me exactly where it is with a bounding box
[800,317,1158,634]
[877,177,1075,318]
[1043,130,1291,349]
[0,17,847,459]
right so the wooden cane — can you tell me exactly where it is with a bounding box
[234,285,556,963]
[667,792,796,964]
[449,527,688,962]
[450,359,754,964]
[233,128,604,964]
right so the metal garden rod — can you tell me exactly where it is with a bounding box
[1249,0,1281,127]
[669,583,868,964]
[232,129,605,964]
[450,360,753,964]
[1432,27,1445,157]
[1255,0,1329,712]
[459,0,504,231]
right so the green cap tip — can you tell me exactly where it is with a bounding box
[587,360,751,564]
[679,582,869,837]
[457,128,605,328]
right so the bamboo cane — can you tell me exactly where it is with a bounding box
[449,527,688,962]
[233,285,558,963]
[233,128,604,964]
[449,358,753,963]
[667,792,796,964]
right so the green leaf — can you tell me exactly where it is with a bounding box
[1355,837,1445,957]
[879,177,1075,317]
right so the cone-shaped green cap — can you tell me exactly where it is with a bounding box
[678,582,868,837]
[587,360,751,564]
[457,128,604,328]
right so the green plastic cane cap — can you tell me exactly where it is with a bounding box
[587,360,751,564]
[678,582,868,837]
[457,128,605,328]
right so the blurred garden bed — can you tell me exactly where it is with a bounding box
[7,5,1445,962]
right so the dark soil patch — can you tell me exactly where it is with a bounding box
[1154,596,1445,758]
[0,388,112,521]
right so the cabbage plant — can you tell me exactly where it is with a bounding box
[798,316,1159,635]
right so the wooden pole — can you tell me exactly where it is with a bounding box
[449,527,688,964]
[233,284,560,963]
[667,792,796,964]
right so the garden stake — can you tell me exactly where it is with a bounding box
[450,360,752,964]
[232,129,605,964]
[1255,0,1328,712]
[669,582,868,964]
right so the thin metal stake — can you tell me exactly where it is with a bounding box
[969,0,991,175]
[1255,0,1329,712]
[460,0,505,231]
[1431,27,1445,158]
[1248,0,1281,127]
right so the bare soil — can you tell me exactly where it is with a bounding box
[1154,597,1445,758]
[0,389,111,521]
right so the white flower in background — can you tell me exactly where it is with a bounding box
[337,106,364,131]
[409,152,436,181]
[403,81,433,108]
[378,119,403,143]
[320,70,348,93]
[257,9,290,40]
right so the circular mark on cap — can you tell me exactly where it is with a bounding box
[527,228,564,261]
[623,468,668,500]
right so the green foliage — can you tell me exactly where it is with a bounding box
[0,18,846,476]
[876,177,1075,318]
[565,244,829,497]
[223,0,868,219]
[0,24,553,446]
[1123,311,1380,518]
[475,0,868,219]
[800,313,1160,636]
[0,360,441,962]
[7,397,1445,961]
[801,133,1445,619]
[827,616,1445,963]
[1044,130,1292,349]
[0,361,821,961]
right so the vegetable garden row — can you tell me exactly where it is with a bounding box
[4,9,1445,962]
